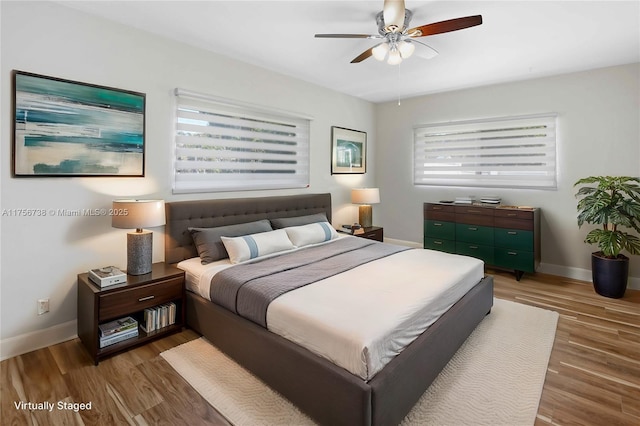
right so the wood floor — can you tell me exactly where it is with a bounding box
[2,270,639,425]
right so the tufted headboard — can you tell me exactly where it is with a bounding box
[164,193,332,264]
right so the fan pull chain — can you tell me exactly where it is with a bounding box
[397,63,402,106]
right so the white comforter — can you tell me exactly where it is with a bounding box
[178,239,484,380]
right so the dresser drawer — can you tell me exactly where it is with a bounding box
[456,242,494,264]
[425,204,455,221]
[494,248,535,272]
[494,209,534,230]
[425,220,456,239]
[455,223,494,245]
[494,228,533,251]
[99,277,183,321]
[425,238,456,253]
[494,208,533,220]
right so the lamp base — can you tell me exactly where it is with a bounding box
[127,230,153,275]
[359,205,373,228]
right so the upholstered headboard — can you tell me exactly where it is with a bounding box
[164,193,332,264]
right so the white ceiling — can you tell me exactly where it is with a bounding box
[59,0,640,103]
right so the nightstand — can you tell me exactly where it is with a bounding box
[356,226,384,242]
[77,262,185,365]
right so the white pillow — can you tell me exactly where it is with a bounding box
[285,222,338,248]
[221,229,295,264]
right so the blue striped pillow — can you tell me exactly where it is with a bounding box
[221,229,295,264]
[285,222,338,247]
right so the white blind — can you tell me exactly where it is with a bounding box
[414,114,557,189]
[173,89,310,193]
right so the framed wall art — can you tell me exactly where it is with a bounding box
[12,71,146,177]
[331,126,366,174]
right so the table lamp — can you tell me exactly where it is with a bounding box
[112,199,165,275]
[351,188,380,228]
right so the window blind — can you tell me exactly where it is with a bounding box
[414,114,557,189]
[173,89,311,193]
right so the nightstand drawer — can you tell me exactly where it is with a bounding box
[99,277,183,321]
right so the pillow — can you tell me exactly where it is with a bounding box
[221,229,295,264]
[285,222,338,248]
[189,219,273,264]
[270,213,329,229]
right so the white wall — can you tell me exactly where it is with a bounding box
[0,1,376,355]
[375,63,640,284]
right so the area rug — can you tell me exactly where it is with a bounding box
[161,299,558,426]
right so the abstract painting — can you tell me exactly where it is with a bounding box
[331,126,366,174]
[12,71,145,177]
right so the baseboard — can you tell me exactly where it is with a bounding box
[0,320,77,362]
[539,262,640,290]
[384,237,423,248]
[385,238,640,291]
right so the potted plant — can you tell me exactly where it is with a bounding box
[574,176,640,298]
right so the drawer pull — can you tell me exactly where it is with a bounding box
[507,213,517,217]
[433,241,443,245]
[468,227,478,231]
[507,252,518,256]
[508,231,518,235]
[433,223,443,226]
[469,245,479,249]
[138,295,155,302]
[433,207,442,210]
[467,209,481,213]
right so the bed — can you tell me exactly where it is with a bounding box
[165,193,494,426]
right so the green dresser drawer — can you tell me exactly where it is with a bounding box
[425,220,456,239]
[455,223,494,245]
[425,238,456,253]
[494,248,534,272]
[494,228,533,251]
[456,242,494,264]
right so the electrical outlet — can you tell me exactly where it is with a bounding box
[38,299,49,315]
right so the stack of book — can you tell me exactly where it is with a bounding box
[480,196,501,206]
[141,302,177,333]
[88,266,127,288]
[454,196,476,205]
[99,316,138,348]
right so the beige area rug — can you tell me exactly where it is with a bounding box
[161,299,558,426]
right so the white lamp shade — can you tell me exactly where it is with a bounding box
[372,43,389,61]
[387,49,402,65]
[398,40,415,58]
[112,200,166,229]
[351,188,380,205]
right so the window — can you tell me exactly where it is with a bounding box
[414,114,557,189]
[173,89,311,193]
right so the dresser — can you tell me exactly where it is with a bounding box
[424,203,540,280]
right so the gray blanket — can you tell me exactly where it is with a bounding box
[210,237,410,327]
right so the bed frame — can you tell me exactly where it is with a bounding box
[165,193,494,426]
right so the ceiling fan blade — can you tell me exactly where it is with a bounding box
[383,0,405,32]
[408,15,482,37]
[315,34,376,39]
[351,48,374,63]
[412,40,439,60]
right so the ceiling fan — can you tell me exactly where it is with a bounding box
[315,0,482,65]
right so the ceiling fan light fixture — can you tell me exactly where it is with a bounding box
[372,43,389,61]
[387,49,402,65]
[398,40,415,58]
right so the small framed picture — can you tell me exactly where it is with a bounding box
[12,70,146,177]
[331,126,366,174]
